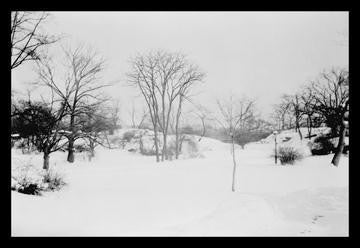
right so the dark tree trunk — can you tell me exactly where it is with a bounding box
[331,100,349,166]
[89,140,95,160]
[154,126,160,162]
[43,152,50,170]
[331,122,346,166]
[162,132,168,161]
[175,131,180,159]
[298,125,303,140]
[307,116,312,140]
[67,139,75,163]
[67,114,75,163]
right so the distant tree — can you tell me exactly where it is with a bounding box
[107,99,121,134]
[192,105,213,142]
[272,96,292,130]
[11,11,59,70]
[129,101,148,129]
[79,106,113,159]
[234,118,271,149]
[299,85,318,139]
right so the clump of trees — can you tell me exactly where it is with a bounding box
[11,99,69,170]
[127,50,205,162]
[11,11,119,171]
[35,44,111,163]
[272,68,349,166]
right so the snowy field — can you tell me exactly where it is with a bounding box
[11,129,349,236]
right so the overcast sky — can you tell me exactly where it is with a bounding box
[11,11,349,122]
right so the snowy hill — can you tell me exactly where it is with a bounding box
[11,127,349,236]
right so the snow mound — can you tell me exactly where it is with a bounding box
[106,128,235,159]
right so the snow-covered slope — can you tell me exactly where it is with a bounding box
[11,128,349,236]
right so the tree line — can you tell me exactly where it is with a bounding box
[271,68,349,166]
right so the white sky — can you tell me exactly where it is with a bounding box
[11,11,349,123]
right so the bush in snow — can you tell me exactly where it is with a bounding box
[139,136,157,156]
[310,135,336,155]
[42,169,66,191]
[179,136,202,158]
[122,130,137,142]
[277,146,303,165]
[12,162,66,195]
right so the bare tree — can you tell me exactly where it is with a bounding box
[127,52,161,162]
[193,105,213,142]
[79,105,114,160]
[216,95,256,192]
[129,101,148,129]
[36,44,110,163]
[272,97,292,130]
[127,50,204,162]
[308,68,349,137]
[288,94,304,140]
[299,85,318,139]
[107,99,121,134]
[12,96,69,170]
[173,69,204,159]
[11,11,59,70]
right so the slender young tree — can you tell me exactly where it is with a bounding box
[216,95,256,192]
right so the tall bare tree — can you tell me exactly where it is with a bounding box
[11,11,59,70]
[36,44,110,163]
[127,50,204,162]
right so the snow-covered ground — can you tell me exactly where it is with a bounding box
[11,129,348,236]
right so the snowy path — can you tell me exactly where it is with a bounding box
[11,143,348,236]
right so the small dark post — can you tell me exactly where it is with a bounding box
[273,131,278,164]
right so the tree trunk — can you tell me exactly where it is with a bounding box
[331,122,346,166]
[175,129,179,159]
[307,116,312,140]
[67,139,75,163]
[296,117,303,140]
[231,136,237,192]
[43,152,50,170]
[174,96,183,160]
[89,140,95,161]
[67,114,75,163]
[162,132,168,161]
[154,125,160,162]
